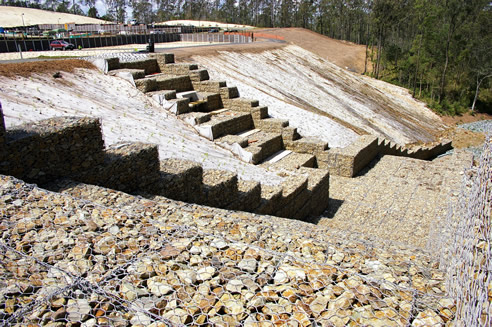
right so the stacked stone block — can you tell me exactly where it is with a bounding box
[318,135,379,177]
[149,53,175,70]
[0,112,331,220]
[82,142,161,194]
[0,117,104,184]
[202,169,238,208]
[199,112,254,140]
[154,158,203,203]
[227,180,261,211]
[274,175,309,218]
[119,59,159,75]
[192,80,227,93]
[103,53,452,180]
[379,138,452,160]
[159,63,198,75]
[296,167,330,221]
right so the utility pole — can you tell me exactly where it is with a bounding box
[17,13,24,59]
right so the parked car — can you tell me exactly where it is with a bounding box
[50,40,75,50]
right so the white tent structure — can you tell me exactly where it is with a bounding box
[0,6,110,28]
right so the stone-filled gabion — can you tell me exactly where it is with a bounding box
[0,117,104,184]
[0,175,457,326]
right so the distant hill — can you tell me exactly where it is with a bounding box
[0,6,110,28]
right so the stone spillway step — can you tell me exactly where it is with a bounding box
[254,117,289,131]
[223,98,259,111]
[262,151,316,170]
[192,80,227,92]
[284,137,329,154]
[243,131,284,164]
[227,180,261,212]
[154,158,203,203]
[194,92,223,112]
[201,169,238,208]
[195,110,253,140]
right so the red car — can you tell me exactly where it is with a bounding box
[50,40,75,50]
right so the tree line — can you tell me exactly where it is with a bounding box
[2,0,491,114]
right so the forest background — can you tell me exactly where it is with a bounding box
[1,0,491,114]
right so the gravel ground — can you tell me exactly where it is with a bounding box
[0,174,455,326]
[458,119,492,134]
[456,120,492,158]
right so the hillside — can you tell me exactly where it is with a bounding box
[183,44,446,146]
[0,64,284,185]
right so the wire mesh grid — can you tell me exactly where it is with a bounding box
[430,134,491,326]
[1,173,459,327]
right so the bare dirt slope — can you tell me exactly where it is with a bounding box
[256,27,369,74]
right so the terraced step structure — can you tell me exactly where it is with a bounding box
[0,108,329,221]
[317,135,453,177]
[100,53,453,178]
[101,54,325,172]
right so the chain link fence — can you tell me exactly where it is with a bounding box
[1,137,490,326]
[430,134,491,326]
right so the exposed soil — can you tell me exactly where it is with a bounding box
[439,127,486,149]
[440,111,492,126]
[172,28,368,74]
[254,28,369,74]
[1,28,488,149]
[171,41,285,62]
[0,59,95,77]
[438,112,491,149]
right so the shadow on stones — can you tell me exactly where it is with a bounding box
[310,198,344,223]
[355,155,383,177]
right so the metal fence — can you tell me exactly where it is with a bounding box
[0,132,489,325]
[180,33,252,44]
[0,32,180,53]
[430,134,491,326]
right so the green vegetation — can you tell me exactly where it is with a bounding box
[364,0,492,115]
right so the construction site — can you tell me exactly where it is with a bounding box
[0,9,490,326]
